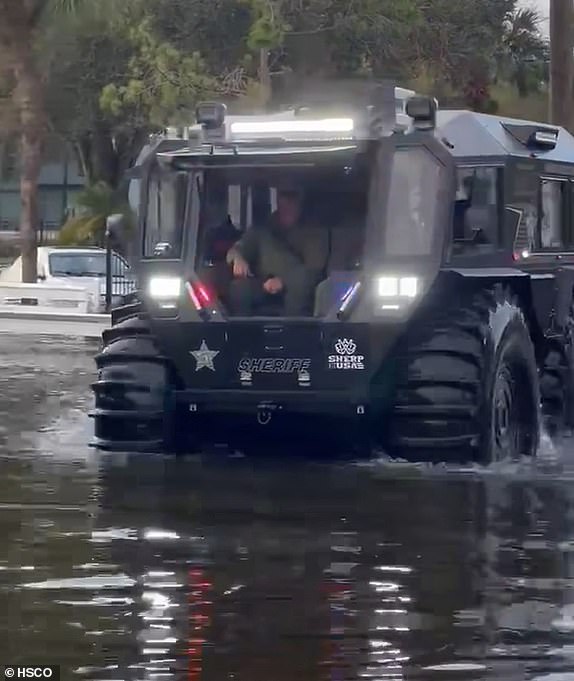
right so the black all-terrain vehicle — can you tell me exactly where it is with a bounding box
[91,83,574,462]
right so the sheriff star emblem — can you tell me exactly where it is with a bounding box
[190,340,219,371]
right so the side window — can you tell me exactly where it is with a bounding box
[538,178,567,250]
[143,167,188,258]
[569,182,574,250]
[228,185,241,227]
[452,167,500,255]
[251,183,273,226]
[383,146,446,257]
[196,173,276,267]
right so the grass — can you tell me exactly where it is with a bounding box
[491,85,549,122]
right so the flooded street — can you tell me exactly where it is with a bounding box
[3,334,574,680]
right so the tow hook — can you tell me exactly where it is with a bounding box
[257,409,272,425]
[257,403,278,426]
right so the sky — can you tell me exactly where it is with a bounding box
[522,0,549,36]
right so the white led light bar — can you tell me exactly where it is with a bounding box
[230,118,355,135]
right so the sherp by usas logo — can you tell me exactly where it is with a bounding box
[329,338,364,370]
[334,338,357,355]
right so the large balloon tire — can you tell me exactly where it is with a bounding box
[384,285,540,464]
[91,316,180,453]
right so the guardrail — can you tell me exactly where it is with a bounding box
[0,282,90,313]
[0,283,110,338]
[0,309,110,338]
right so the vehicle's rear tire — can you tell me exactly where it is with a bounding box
[90,315,179,453]
[384,285,540,464]
[540,343,568,437]
[539,295,574,438]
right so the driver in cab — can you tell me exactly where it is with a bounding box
[226,182,329,316]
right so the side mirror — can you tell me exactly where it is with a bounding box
[153,241,173,258]
[105,213,126,242]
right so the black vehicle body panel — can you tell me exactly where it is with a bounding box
[128,126,455,411]
[95,98,574,454]
[150,316,403,398]
[424,110,574,342]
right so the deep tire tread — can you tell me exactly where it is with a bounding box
[91,315,176,453]
[385,285,531,461]
[540,337,570,435]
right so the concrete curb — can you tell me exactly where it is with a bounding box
[0,310,110,338]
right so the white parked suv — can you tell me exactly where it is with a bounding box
[0,246,136,313]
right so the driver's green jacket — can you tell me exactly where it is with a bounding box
[226,214,329,282]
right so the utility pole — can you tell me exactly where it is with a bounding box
[549,0,574,129]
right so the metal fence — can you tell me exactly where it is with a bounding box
[0,221,60,244]
[104,243,138,312]
[38,223,60,243]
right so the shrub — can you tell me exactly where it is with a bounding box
[58,182,134,247]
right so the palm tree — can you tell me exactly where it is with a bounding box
[0,0,94,282]
[57,181,134,249]
[502,8,548,98]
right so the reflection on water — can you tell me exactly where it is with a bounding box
[3,337,574,679]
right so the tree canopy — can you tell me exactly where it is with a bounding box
[0,0,550,273]
[3,0,550,182]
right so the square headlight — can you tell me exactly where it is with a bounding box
[148,276,182,299]
[377,276,419,299]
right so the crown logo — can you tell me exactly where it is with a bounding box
[335,338,356,355]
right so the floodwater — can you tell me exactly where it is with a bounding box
[2,334,574,680]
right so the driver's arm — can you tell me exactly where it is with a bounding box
[226,227,259,267]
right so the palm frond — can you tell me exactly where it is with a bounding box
[51,0,85,11]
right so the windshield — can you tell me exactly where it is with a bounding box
[196,158,368,261]
[49,252,127,277]
[383,146,446,257]
[193,153,369,317]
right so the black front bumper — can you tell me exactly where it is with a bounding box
[176,388,371,417]
[91,389,376,453]
[178,388,376,452]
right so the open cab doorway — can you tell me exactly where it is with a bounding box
[145,145,370,322]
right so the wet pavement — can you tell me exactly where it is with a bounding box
[3,333,574,680]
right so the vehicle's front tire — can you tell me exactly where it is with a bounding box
[384,285,540,464]
[90,315,179,453]
[484,315,539,461]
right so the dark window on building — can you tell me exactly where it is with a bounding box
[537,178,568,251]
[452,166,501,255]
[1,141,18,181]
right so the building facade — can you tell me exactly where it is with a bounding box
[0,139,85,239]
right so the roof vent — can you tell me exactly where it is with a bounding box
[502,122,559,150]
